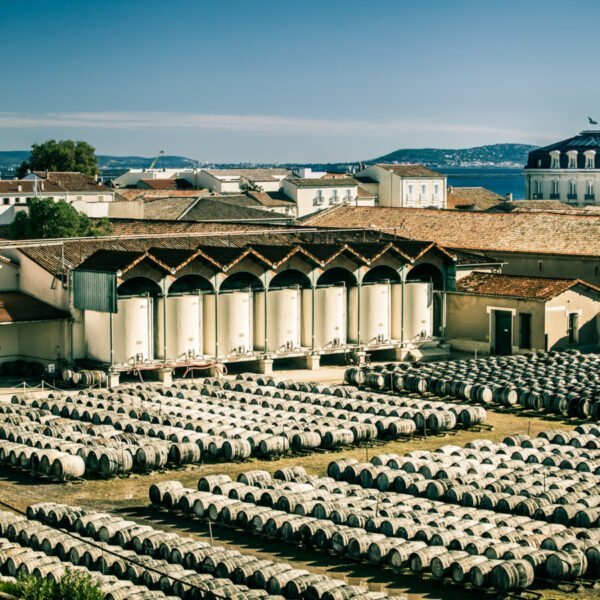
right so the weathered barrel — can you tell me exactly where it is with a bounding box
[491,559,535,592]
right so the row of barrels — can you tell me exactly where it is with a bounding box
[0,516,174,600]
[152,477,596,593]
[345,351,600,418]
[29,503,396,600]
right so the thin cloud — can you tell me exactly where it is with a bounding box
[0,111,553,141]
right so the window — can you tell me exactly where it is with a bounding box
[313,190,324,206]
[330,189,339,204]
[585,150,596,169]
[420,184,426,198]
[538,260,543,272]
[14,198,21,204]
[568,180,577,200]
[407,184,414,196]
[537,159,542,167]
[567,150,578,169]
[550,151,560,168]
[434,184,439,196]
[345,189,352,202]
[585,181,595,201]
[533,179,542,196]
[519,313,532,349]
[568,312,579,344]
[2,198,8,205]
[550,180,559,199]
[98,195,104,201]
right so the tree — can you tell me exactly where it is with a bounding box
[17,139,99,178]
[9,197,111,240]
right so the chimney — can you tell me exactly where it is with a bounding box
[505,192,513,202]
[17,184,22,192]
[447,185,454,193]
[40,182,44,191]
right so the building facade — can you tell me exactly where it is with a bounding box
[355,164,446,209]
[525,130,600,206]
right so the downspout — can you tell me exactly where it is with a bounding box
[162,285,168,362]
[311,273,316,352]
[357,276,362,347]
[263,273,268,353]
[214,274,219,359]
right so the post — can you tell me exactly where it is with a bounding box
[311,276,316,352]
[263,274,268,353]
[163,287,168,362]
[109,312,114,368]
[214,274,219,359]
[401,267,405,347]
[357,278,362,347]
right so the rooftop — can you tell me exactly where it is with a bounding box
[203,168,290,181]
[526,130,600,169]
[447,186,504,211]
[285,177,358,188]
[0,292,71,323]
[30,171,112,192]
[138,178,193,190]
[456,272,600,301]
[301,206,600,258]
[374,164,444,177]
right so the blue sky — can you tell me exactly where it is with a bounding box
[1,0,598,162]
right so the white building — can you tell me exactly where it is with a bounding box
[0,172,115,223]
[282,177,375,217]
[111,168,196,188]
[194,168,290,194]
[354,164,447,209]
[525,130,600,206]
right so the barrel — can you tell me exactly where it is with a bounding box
[491,559,535,592]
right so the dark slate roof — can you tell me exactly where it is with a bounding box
[181,198,291,222]
[456,272,600,301]
[526,130,600,169]
[0,292,70,323]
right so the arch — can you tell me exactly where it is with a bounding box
[363,265,401,284]
[406,263,444,290]
[269,269,311,289]
[220,271,264,292]
[117,276,161,297]
[168,274,213,294]
[317,267,357,287]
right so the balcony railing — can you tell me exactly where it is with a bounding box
[567,193,578,200]
[549,193,560,199]
[532,193,543,199]
[584,194,596,201]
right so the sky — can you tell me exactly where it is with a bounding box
[1,0,599,162]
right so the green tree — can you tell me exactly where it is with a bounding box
[9,197,111,240]
[17,139,99,178]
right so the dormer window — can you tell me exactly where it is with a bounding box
[584,150,596,169]
[567,150,578,169]
[550,150,561,168]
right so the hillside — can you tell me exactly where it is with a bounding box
[371,143,536,168]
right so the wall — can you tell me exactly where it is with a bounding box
[445,293,545,353]
[526,169,600,205]
[0,262,18,290]
[84,311,111,363]
[18,254,70,311]
[72,199,111,218]
[108,200,144,219]
[0,321,68,365]
[288,184,358,217]
[545,288,599,350]
[0,326,19,362]
[492,251,600,287]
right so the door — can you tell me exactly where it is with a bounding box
[493,310,512,355]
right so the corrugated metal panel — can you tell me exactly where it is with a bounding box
[73,270,117,313]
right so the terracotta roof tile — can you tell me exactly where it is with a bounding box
[375,164,443,177]
[447,187,504,210]
[302,206,600,258]
[456,272,600,300]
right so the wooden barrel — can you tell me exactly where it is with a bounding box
[431,551,468,579]
[168,442,201,465]
[470,559,502,588]
[545,550,588,580]
[222,439,252,461]
[451,555,489,583]
[149,480,183,505]
[409,546,449,572]
[236,470,270,486]
[491,559,535,592]
[51,455,85,481]
[198,473,232,491]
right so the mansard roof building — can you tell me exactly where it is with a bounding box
[525,130,600,206]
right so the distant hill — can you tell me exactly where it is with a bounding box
[371,143,537,168]
[0,143,536,177]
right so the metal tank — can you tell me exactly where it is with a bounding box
[301,286,347,349]
[254,288,301,352]
[348,283,391,345]
[391,281,432,341]
[112,296,154,364]
[155,294,203,360]
[203,291,253,357]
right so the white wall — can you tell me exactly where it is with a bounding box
[0,262,18,290]
[526,170,600,205]
[18,254,70,310]
[282,181,358,217]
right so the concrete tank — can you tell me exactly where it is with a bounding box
[203,291,253,357]
[112,296,154,364]
[348,283,391,345]
[155,294,203,360]
[254,288,301,352]
[301,286,347,349]
[391,282,432,341]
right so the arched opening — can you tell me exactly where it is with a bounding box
[269,269,311,289]
[168,274,213,294]
[406,263,444,290]
[220,271,264,291]
[363,265,401,284]
[317,267,357,287]
[406,263,444,337]
[117,276,161,297]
